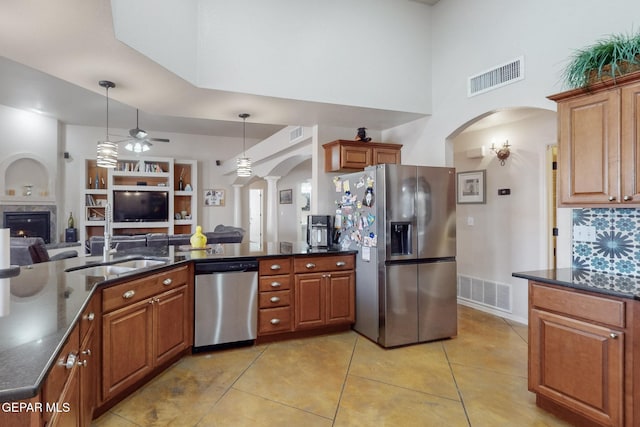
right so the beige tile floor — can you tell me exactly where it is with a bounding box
[92,305,572,426]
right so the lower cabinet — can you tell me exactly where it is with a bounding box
[294,254,355,330]
[528,282,634,427]
[101,265,192,405]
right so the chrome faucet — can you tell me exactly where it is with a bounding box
[103,203,116,262]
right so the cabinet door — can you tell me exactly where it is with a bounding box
[48,366,80,427]
[557,89,620,205]
[154,285,190,366]
[79,324,98,427]
[102,300,154,401]
[295,273,326,329]
[325,271,355,325]
[341,145,371,169]
[372,147,401,165]
[529,309,623,426]
[621,80,640,203]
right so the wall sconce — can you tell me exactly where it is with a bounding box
[490,140,511,166]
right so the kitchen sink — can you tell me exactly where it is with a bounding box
[65,257,168,277]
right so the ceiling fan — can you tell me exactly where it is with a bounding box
[122,109,170,153]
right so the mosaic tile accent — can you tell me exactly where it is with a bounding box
[572,208,640,277]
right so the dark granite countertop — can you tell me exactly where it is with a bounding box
[0,242,355,402]
[512,268,640,300]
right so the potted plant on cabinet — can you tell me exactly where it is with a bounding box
[563,30,640,89]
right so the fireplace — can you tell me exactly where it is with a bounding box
[3,211,51,243]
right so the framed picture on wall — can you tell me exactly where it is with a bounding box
[204,189,225,207]
[456,170,486,204]
[279,189,293,204]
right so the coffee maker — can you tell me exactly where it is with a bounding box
[307,215,333,248]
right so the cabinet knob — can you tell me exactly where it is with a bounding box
[122,290,135,299]
[270,296,281,303]
[609,196,616,201]
[306,263,316,269]
[610,333,619,339]
[84,312,95,321]
[336,261,346,267]
[81,349,92,356]
[162,278,173,286]
[623,195,633,201]
[270,318,281,325]
[77,359,88,368]
[270,281,281,288]
[270,264,281,271]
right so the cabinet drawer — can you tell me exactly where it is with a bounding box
[103,266,189,313]
[259,290,291,308]
[259,307,292,334]
[294,255,354,273]
[259,275,291,292]
[43,325,79,408]
[530,282,625,328]
[259,258,292,275]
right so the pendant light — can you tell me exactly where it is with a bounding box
[96,80,118,168]
[236,113,252,177]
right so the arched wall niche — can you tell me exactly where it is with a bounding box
[0,153,54,200]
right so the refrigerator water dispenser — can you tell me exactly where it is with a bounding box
[390,221,412,255]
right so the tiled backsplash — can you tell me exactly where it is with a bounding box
[572,208,640,277]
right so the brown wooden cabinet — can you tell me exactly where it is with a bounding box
[293,254,355,330]
[257,258,293,335]
[101,265,192,404]
[550,73,640,206]
[323,140,402,172]
[527,281,639,427]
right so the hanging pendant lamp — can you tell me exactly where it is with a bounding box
[96,80,118,168]
[236,113,252,177]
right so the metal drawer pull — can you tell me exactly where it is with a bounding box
[122,290,136,299]
[270,296,281,303]
[84,312,95,321]
[336,261,346,267]
[270,282,281,288]
[163,278,173,286]
[81,349,91,356]
[64,353,77,370]
[609,196,616,201]
[624,195,632,201]
[306,263,316,269]
[77,359,88,368]
[270,264,281,270]
[610,333,619,339]
[270,318,281,325]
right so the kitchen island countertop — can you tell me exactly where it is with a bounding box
[512,268,640,300]
[0,242,355,402]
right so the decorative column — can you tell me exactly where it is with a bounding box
[264,176,280,242]
[232,184,243,228]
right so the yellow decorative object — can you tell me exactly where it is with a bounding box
[190,225,207,249]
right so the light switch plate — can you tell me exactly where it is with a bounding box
[573,225,597,242]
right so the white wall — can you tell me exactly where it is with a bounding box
[277,159,312,242]
[112,0,433,114]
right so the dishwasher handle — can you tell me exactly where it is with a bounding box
[195,260,259,274]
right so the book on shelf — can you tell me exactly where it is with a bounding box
[86,194,96,206]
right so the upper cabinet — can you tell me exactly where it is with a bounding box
[549,72,640,206]
[323,140,402,172]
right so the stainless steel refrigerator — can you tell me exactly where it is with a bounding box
[332,164,457,347]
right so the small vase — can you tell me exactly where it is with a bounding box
[190,225,207,249]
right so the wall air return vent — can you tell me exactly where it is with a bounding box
[289,126,303,143]
[468,56,524,97]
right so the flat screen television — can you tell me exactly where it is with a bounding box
[113,191,169,222]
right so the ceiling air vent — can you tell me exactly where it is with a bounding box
[468,56,524,97]
[289,126,303,142]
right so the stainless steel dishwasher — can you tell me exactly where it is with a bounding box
[193,259,258,351]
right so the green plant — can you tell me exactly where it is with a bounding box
[563,31,640,89]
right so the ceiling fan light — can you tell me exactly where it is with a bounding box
[124,141,151,153]
[97,140,118,168]
[236,157,252,177]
